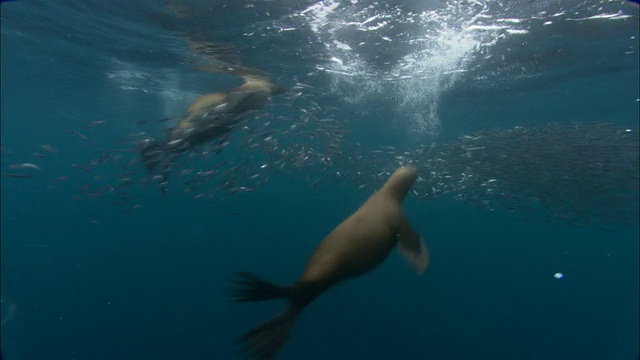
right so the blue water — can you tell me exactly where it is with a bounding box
[1,1,638,359]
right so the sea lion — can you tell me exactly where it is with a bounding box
[139,75,286,191]
[165,75,285,148]
[232,166,429,359]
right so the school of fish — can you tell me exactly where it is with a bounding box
[2,84,638,229]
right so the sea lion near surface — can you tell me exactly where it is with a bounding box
[139,74,286,191]
[138,11,286,192]
[232,166,429,359]
[165,75,286,148]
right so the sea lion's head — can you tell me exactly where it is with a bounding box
[238,76,287,96]
[269,83,287,96]
[381,166,418,202]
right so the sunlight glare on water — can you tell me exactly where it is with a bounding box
[296,0,532,136]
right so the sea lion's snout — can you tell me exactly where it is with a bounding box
[270,83,287,96]
[383,166,418,202]
[395,166,418,183]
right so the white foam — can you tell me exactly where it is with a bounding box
[295,0,629,137]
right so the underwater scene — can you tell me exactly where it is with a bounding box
[1,1,638,359]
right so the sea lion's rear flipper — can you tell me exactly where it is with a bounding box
[397,221,429,275]
[231,272,300,359]
[138,138,176,195]
[237,306,299,360]
[231,272,294,302]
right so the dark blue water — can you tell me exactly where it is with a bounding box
[1,1,638,359]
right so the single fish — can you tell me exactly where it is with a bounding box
[40,144,58,154]
[66,129,88,140]
[5,173,33,179]
[86,120,107,127]
[8,163,41,170]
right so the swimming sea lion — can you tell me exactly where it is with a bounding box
[139,75,285,191]
[165,75,285,147]
[232,166,429,359]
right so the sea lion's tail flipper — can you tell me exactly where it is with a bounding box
[138,138,173,194]
[232,272,300,359]
[232,272,294,302]
[397,222,429,275]
[138,138,165,173]
[238,306,300,360]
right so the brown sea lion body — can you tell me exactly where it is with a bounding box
[233,166,429,359]
[167,75,285,149]
[139,75,285,191]
[299,166,426,286]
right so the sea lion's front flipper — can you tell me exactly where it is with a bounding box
[397,220,429,275]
